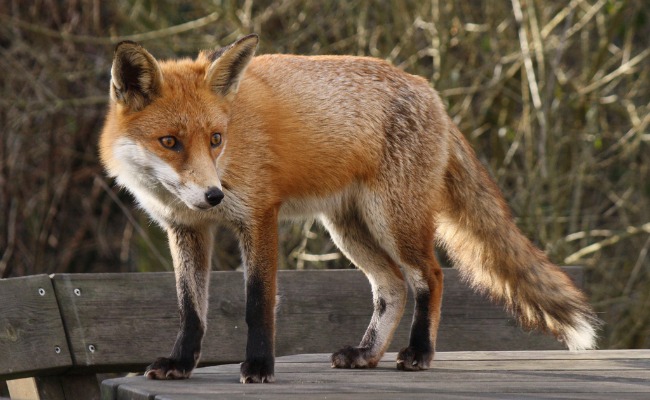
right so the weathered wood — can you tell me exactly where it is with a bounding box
[101,350,650,400]
[0,275,72,379]
[6,377,65,400]
[59,375,101,400]
[276,269,581,354]
[51,272,246,371]
[52,268,581,372]
[6,375,100,400]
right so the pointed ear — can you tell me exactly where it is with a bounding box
[204,34,259,98]
[110,41,162,111]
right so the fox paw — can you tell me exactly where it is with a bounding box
[145,357,194,379]
[240,358,275,383]
[331,345,378,368]
[396,346,433,371]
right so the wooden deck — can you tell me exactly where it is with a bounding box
[102,350,650,399]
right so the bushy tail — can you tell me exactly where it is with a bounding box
[437,128,599,350]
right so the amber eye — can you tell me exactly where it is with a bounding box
[211,132,222,148]
[159,136,179,150]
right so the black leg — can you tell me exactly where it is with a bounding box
[146,225,213,379]
[238,211,278,384]
[240,275,276,383]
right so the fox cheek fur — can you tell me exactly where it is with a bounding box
[99,33,599,384]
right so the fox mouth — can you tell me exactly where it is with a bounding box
[192,203,215,211]
[178,197,218,212]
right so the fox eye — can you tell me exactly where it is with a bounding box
[211,132,222,148]
[159,136,179,150]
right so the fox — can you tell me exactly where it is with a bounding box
[99,33,599,383]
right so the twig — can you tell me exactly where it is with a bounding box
[95,176,172,270]
[511,0,548,177]
[579,48,650,94]
[294,253,342,262]
[623,236,650,296]
[0,200,17,278]
[0,11,220,45]
[564,223,650,264]
[540,0,581,39]
[600,112,650,160]
[565,229,613,242]
[291,220,314,270]
[564,0,607,40]
[430,0,442,83]
[36,171,71,268]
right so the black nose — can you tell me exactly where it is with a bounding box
[205,187,224,207]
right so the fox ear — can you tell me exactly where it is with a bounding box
[204,34,259,99]
[110,41,162,111]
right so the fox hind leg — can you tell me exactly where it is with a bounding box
[361,193,443,371]
[321,212,407,369]
[396,254,443,371]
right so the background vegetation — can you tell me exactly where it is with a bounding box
[0,0,648,349]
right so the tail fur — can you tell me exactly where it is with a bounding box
[437,128,599,350]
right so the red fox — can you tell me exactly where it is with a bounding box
[99,34,599,383]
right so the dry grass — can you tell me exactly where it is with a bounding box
[0,0,648,348]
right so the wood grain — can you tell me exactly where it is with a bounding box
[101,350,650,400]
[53,268,581,372]
[0,275,72,379]
[52,272,245,371]
[6,375,100,400]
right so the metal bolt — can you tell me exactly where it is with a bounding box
[88,344,96,353]
[74,288,81,296]
[38,288,45,296]
[55,346,61,354]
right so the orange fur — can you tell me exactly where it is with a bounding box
[99,34,599,384]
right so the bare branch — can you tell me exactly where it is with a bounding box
[0,11,220,45]
[564,223,650,264]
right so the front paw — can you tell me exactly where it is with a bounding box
[145,357,194,379]
[240,357,275,383]
[396,346,433,371]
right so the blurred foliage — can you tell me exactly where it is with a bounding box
[0,0,648,348]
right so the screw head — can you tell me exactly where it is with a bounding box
[74,288,81,296]
[88,344,96,353]
[55,346,61,354]
[38,288,45,296]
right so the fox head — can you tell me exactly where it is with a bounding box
[99,34,258,213]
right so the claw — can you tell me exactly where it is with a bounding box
[145,357,193,380]
[240,358,275,384]
[396,346,433,371]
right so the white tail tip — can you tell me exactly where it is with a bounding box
[564,314,598,351]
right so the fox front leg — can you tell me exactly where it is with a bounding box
[239,210,279,383]
[146,225,213,379]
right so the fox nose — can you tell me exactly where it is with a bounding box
[205,187,224,207]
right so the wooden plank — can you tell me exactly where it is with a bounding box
[149,394,650,400]
[55,268,581,372]
[0,275,72,379]
[59,375,101,400]
[433,349,650,361]
[52,272,246,372]
[235,349,650,364]
[7,375,101,400]
[100,351,650,400]
[192,350,650,373]
[276,268,580,354]
[148,394,650,400]
[6,377,65,400]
